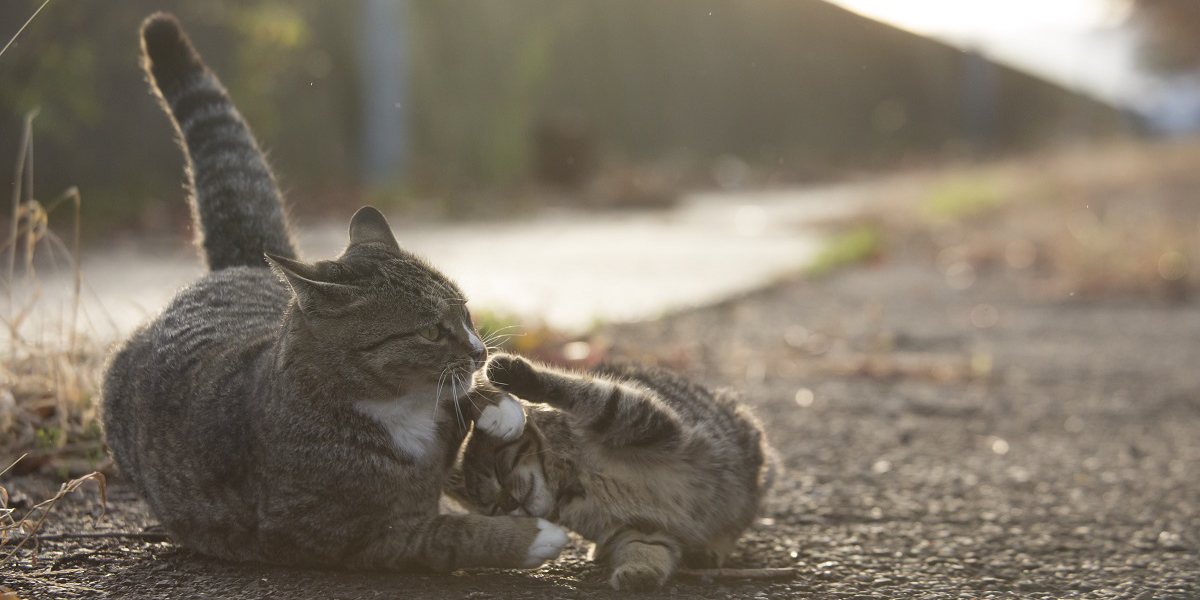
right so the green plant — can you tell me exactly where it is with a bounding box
[921,175,1005,221]
[806,225,881,277]
[34,428,61,451]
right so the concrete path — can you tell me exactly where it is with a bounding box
[9,183,865,343]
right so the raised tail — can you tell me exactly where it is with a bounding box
[140,13,298,270]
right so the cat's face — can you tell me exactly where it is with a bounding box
[268,207,487,398]
[458,421,556,518]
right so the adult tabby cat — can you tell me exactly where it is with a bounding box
[101,13,566,571]
[449,354,778,591]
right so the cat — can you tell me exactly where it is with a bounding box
[100,13,566,571]
[448,354,778,591]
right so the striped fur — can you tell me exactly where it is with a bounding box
[449,354,779,591]
[101,14,566,572]
[141,13,297,270]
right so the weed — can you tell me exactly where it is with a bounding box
[34,428,60,452]
[868,140,1200,299]
[0,0,52,60]
[921,175,1005,221]
[806,225,881,277]
[0,456,107,566]
[2,111,107,471]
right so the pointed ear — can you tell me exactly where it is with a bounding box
[265,253,353,314]
[348,206,400,252]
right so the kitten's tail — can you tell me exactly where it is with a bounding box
[140,13,299,271]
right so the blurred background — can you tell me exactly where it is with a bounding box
[0,0,1197,333]
[1,0,1196,231]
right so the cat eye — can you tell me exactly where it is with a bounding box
[417,326,444,342]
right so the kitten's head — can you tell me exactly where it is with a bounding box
[267,206,486,398]
[456,408,562,518]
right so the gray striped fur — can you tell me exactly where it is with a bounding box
[101,13,562,571]
[449,355,779,591]
[140,12,297,270]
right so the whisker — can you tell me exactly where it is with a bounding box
[483,334,523,347]
[434,366,451,416]
[459,372,482,422]
[462,390,482,413]
[451,375,466,430]
[482,335,522,348]
[484,331,521,340]
[480,327,524,344]
[481,324,523,336]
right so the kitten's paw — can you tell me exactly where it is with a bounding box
[522,519,569,568]
[476,395,525,441]
[485,354,539,395]
[610,563,670,592]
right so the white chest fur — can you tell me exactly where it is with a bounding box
[355,394,439,460]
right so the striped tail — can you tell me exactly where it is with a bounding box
[140,13,298,271]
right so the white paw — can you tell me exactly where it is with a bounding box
[477,395,526,441]
[522,518,569,568]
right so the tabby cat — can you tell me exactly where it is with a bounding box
[101,13,566,571]
[449,354,778,591]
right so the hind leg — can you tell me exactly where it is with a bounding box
[594,527,682,592]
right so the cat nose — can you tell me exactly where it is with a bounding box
[465,325,487,366]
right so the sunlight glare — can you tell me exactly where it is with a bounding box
[829,0,1129,37]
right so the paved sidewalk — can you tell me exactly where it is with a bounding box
[4,252,1197,598]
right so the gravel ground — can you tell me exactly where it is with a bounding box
[3,253,1198,599]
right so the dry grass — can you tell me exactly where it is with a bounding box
[0,107,110,593]
[1,112,109,477]
[862,139,1200,301]
[0,457,107,566]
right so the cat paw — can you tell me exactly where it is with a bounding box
[521,519,569,568]
[485,354,538,395]
[610,563,669,592]
[476,394,525,441]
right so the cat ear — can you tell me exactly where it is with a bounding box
[348,206,400,253]
[264,253,353,313]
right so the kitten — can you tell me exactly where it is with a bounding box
[101,13,565,571]
[449,354,778,591]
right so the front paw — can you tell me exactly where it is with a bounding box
[485,354,540,396]
[521,518,569,568]
[476,394,525,441]
[610,562,670,592]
